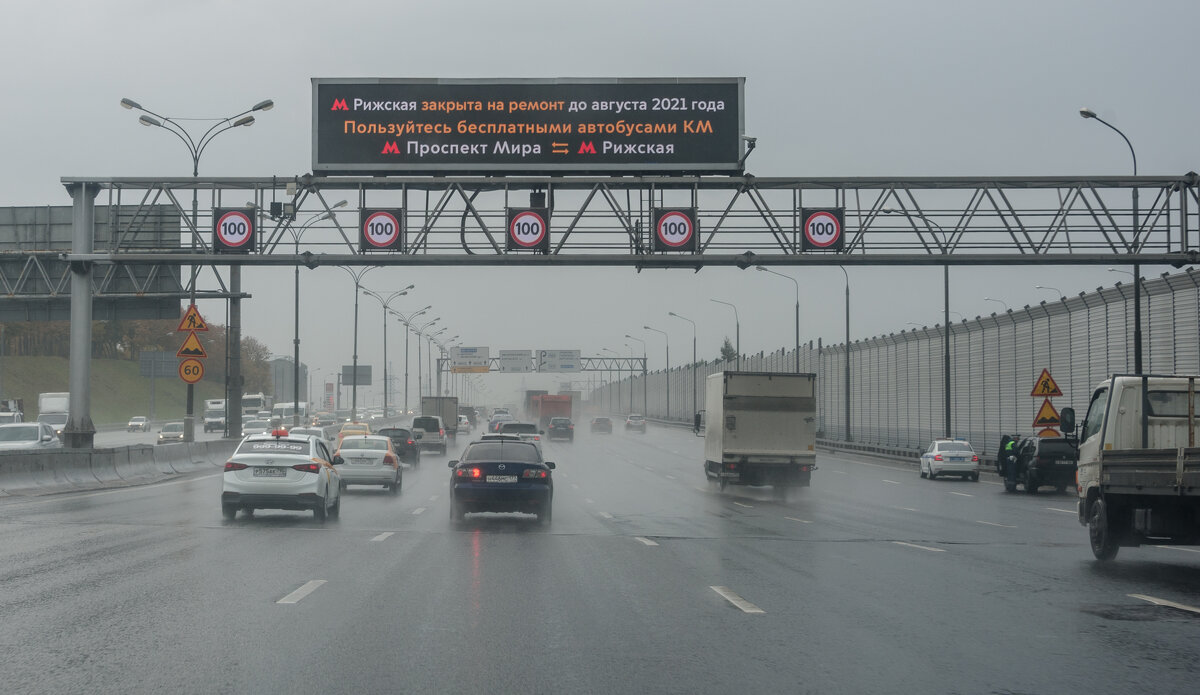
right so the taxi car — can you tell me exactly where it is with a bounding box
[337,420,371,444]
[919,438,981,481]
[448,439,555,525]
[221,429,343,521]
[335,434,402,493]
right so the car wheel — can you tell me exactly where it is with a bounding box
[313,498,327,522]
[329,494,341,519]
[1088,498,1120,561]
[970,472,980,482]
[222,504,238,520]
[919,463,927,479]
[928,469,937,480]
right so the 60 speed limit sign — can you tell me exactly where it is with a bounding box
[212,208,255,253]
[506,208,550,253]
[653,208,698,252]
[801,207,845,251]
[359,208,404,251]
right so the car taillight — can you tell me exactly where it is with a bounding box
[455,467,483,478]
[522,469,549,479]
[407,439,414,445]
[533,435,540,441]
[440,428,445,436]
[972,454,979,462]
[934,455,943,461]
[224,462,248,471]
[383,453,396,465]
[292,463,321,474]
[568,425,574,429]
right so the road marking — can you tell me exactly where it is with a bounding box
[695,487,708,492]
[895,507,919,512]
[784,516,812,524]
[634,537,659,546]
[585,498,595,505]
[1045,507,1075,514]
[892,541,945,553]
[666,475,676,480]
[412,507,426,515]
[571,484,580,490]
[947,491,974,498]
[370,532,394,542]
[277,580,327,605]
[830,470,848,475]
[733,502,753,508]
[428,495,438,502]
[1153,545,1200,555]
[599,512,613,519]
[976,521,1017,529]
[1128,594,1200,615]
[25,472,223,505]
[882,479,901,485]
[710,586,765,614]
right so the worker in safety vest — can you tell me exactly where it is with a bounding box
[998,436,1018,486]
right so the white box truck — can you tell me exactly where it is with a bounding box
[700,372,817,497]
[1062,373,1200,560]
[203,399,226,433]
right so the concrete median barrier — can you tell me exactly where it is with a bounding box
[115,445,160,483]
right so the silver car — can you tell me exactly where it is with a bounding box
[0,422,62,451]
[920,439,981,481]
[334,434,402,493]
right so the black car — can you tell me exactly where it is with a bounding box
[448,440,554,525]
[547,417,574,441]
[1008,436,1077,494]
[375,427,423,468]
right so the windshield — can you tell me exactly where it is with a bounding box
[162,424,183,433]
[500,423,537,434]
[0,426,39,442]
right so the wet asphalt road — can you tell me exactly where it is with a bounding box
[1,425,1197,694]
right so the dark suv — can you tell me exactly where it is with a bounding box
[375,427,423,468]
[547,417,574,442]
[1008,436,1077,494]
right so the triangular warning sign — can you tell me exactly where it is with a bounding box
[176,332,207,359]
[1032,398,1061,428]
[1030,368,1063,397]
[1037,428,1061,438]
[177,304,209,332]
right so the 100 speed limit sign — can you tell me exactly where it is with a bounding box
[653,208,698,252]
[802,208,845,251]
[360,209,404,251]
[213,208,255,253]
[506,208,549,252]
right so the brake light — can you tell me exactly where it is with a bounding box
[440,428,445,436]
[455,467,483,478]
[726,463,737,470]
[292,463,321,474]
[271,428,288,437]
[407,439,414,445]
[224,462,248,471]
[383,453,396,465]
[522,469,549,479]
[934,455,943,461]
[972,454,979,462]
[568,425,574,429]
[533,435,540,441]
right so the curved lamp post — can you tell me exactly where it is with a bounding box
[361,285,415,418]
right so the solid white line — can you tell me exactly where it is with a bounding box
[1045,507,1075,514]
[784,516,812,524]
[24,472,223,505]
[892,541,945,553]
[277,580,327,605]
[710,586,765,614]
[882,479,901,485]
[634,537,659,546]
[1128,593,1200,615]
[732,502,753,508]
[896,507,919,512]
[412,507,426,515]
[976,521,1017,529]
[370,532,394,542]
[1153,545,1200,555]
[948,491,974,497]
[599,512,613,519]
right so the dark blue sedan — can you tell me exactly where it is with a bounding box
[448,439,554,525]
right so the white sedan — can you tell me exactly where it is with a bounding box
[221,430,343,521]
[0,422,63,451]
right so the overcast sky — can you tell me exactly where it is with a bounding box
[3,0,1196,407]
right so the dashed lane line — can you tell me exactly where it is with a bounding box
[277,580,327,605]
[412,507,426,515]
[370,532,394,542]
[1128,594,1200,615]
[428,495,438,502]
[895,507,919,512]
[585,498,596,505]
[976,521,1017,529]
[784,517,812,524]
[598,511,614,519]
[1045,507,1075,514]
[892,541,945,553]
[882,480,901,485]
[947,491,974,498]
[1153,545,1200,555]
[710,586,765,614]
[732,502,753,508]
[634,537,659,546]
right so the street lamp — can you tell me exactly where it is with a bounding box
[361,285,415,418]
[392,305,431,413]
[755,266,800,373]
[122,96,273,442]
[668,311,698,424]
[625,334,648,415]
[1035,285,1065,300]
[335,266,379,422]
[602,347,620,414]
[429,327,448,395]
[984,297,1010,312]
[1081,107,1141,373]
[710,298,741,369]
[290,203,345,426]
[414,317,441,398]
[644,325,671,420]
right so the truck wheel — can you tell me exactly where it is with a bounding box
[1088,498,1120,561]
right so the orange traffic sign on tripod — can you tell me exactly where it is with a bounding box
[1030,368,1063,397]
[177,304,209,332]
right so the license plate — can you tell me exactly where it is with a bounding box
[350,458,373,465]
[253,467,286,477]
[486,475,518,484]
[1056,460,1074,466]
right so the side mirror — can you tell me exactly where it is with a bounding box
[414,432,423,440]
[332,455,344,466]
[539,430,546,435]
[41,435,53,443]
[545,461,556,470]
[447,460,459,468]
[1060,407,1076,434]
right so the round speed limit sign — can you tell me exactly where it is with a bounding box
[178,358,204,384]
[803,210,842,249]
[656,211,695,248]
[215,210,253,250]
[362,211,401,249]
[509,210,547,248]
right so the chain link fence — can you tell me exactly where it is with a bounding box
[591,268,1200,457]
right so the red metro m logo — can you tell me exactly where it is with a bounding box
[331,98,348,111]
[381,141,400,155]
